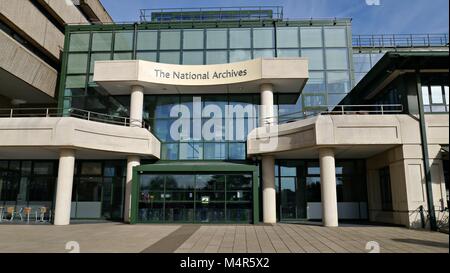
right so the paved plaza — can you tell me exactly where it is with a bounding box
[0,222,448,253]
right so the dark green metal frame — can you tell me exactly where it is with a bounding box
[130,162,260,224]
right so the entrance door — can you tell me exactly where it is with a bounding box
[278,163,307,221]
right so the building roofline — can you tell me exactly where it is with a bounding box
[342,50,449,104]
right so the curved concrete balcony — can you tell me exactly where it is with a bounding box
[247,114,449,159]
[0,117,160,159]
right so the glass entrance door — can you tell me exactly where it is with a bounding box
[277,161,307,221]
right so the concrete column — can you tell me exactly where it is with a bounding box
[319,148,339,227]
[124,155,140,223]
[260,83,274,127]
[262,155,276,224]
[130,85,144,127]
[54,149,75,226]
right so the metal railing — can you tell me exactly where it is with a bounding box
[274,104,404,124]
[139,6,284,23]
[0,108,151,130]
[352,34,449,49]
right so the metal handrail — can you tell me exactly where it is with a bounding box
[352,34,449,48]
[272,104,404,124]
[0,108,151,130]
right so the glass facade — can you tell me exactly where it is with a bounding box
[61,21,353,116]
[137,173,253,223]
[0,160,126,221]
[275,160,367,221]
[353,50,384,83]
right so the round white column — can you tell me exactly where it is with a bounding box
[262,155,276,224]
[54,149,75,226]
[130,85,144,128]
[319,148,339,227]
[124,155,140,223]
[260,83,274,127]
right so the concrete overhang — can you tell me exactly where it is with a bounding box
[247,114,433,159]
[0,117,161,159]
[93,58,309,95]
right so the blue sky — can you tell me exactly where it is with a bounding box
[99,0,449,34]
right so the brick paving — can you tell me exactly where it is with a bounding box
[0,222,448,253]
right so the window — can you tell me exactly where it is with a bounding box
[206,29,227,49]
[300,27,323,48]
[379,167,393,211]
[137,30,158,50]
[326,49,348,70]
[230,28,251,49]
[422,83,449,113]
[230,50,251,62]
[136,52,157,62]
[183,30,204,50]
[90,53,111,73]
[253,28,274,48]
[277,27,299,48]
[92,32,112,51]
[277,49,300,57]
[69,33,90,52]
[303,72,325,94]
[327,71,351,93]
[206,51,228,64]
[301,49,324,70]
[182,51,204,65]
[114,31,134,51]
[159,52,180,64]
[253,49,275,59]
[431,86,444,104]
[324,27,347,47]
[67,53,88,74]
[160,30,181,50]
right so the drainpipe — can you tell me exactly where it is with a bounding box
[415,70,437,231]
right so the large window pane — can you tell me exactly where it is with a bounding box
[324,27,347,47]
[160,30,181,50]
[277,27,299,48]
[67,53,88,74]
[114,31,134,51]
[228,143,246,160]
[327,72,351,93]
[137,30,158,50]
[69,33,90,52]
[159,52,180,64]
[253,49,275,59]
[326,49,349,70]
[183,51,204,65]
[422,86,430,105]
[431,86,444,104]
[230,50,251,62]
[328,94,346,106]
[204,143,226,160]
[304,95,326,108]
[90,53,111,72]
[303,72,325,94]
[113,52,133,60]
[206,29,227,49]
[183,29,204,50]
[179,143,203,160]
[206,51,228,64]
[277,49,300,57]
[230,28,251,49]
[65,75,86,88]
[161,143,179,160]
[300,27,323,48]
[92,32,112,51]
[136,52,157,62]
[253,28,274,48]
[301,49,324,70]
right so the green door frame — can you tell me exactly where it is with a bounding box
[130,162,259,224]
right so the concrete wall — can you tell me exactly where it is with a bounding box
[41,0,89,24]
[0,117,161,158]
[0,0,65,59]
[81,0,113,23]
[0,29,58,98]
[366,114,449,228]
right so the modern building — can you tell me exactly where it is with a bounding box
[0,0,112,109]
[0,6,448,229]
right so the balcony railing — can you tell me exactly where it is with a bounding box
[0,108,151,130]
[352,34,449,49]
[272,104,404,124]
